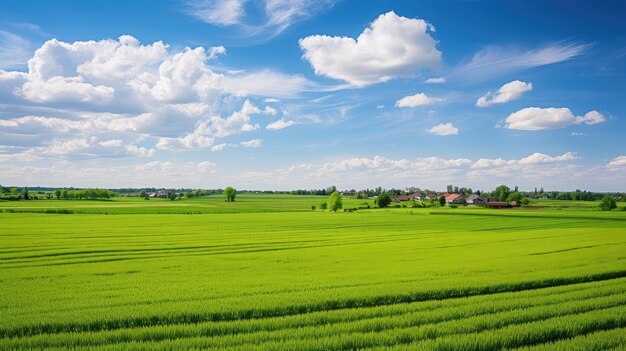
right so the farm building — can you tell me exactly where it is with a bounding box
[466,194,486,205]
[425,194,439,200]
[392,195,411,202]
[445,194,465,205]
[408,192,426,200]
[486,201,513,208]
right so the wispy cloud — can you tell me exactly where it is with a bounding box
[183,0,338,41]
[451,42,591,80]
[0,30,33,69]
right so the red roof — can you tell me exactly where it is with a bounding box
[408,192,424,197]
[445,193,462,202]
[392,195,411,201]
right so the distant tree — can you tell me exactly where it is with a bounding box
[521,197,530,206]
[138,190,146,198]
[599,195,617,211]
[376,193,391,208]
[22,187,29,200]
[329,191,343,212]
[539,187,544,194]
[224,187,237,202]
[54,189,62,200]
[494,185,511,201]
[438,196,446,207]
[447,185,453,193]
[320,202,328,211]
[61,190,69,199]
[311,205,316,211]
[375,186,383,196]
[506,192,522,203]
[168,193,177,201]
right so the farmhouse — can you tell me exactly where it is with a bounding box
[445,193,465,205]
[408,192,426,200]
[466,194,486,205]
[392,195,411,202]
[425,194,439,200]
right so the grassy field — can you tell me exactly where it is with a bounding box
[0,195,625,350]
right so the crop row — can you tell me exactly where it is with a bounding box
[2,277,624,350]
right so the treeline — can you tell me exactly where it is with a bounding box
[54,189,115,200]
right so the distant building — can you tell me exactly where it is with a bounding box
[486,201,513,208]
[445,194,465,205]
[408,192,426,200]
[425,194,439,200]
[466,194,486,205]
[392,195,411,202]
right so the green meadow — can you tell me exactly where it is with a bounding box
[0,195,625,350]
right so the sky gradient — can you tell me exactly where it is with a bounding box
[0,0,625,191]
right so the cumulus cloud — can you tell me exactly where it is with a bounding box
[428,123,458,136]
[266,118,298,130]
[395,93,444,108]
[425,77,445,84]
[476,80,532,107]
[0,35,315,161]
[154,100,271,150]
[300,11,442,86]
[504,108,606,130]
[468,152,578,181]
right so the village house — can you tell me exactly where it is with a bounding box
[408,192,426,200]
[466,194,486,205]
[391,195,411,202]
[445,193,465,205]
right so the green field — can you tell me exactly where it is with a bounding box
[1,195,625,350]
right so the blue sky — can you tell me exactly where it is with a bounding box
[0,0,624,191]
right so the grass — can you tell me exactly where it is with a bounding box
[0,195,624,350]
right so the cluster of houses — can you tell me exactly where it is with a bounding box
[392,192,517,208]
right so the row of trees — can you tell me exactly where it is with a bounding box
[54,189,114,200]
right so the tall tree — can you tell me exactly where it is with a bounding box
[494,185,511,201]
[376,193,391,208]
[224,187,237,202]
[329,191,343,212]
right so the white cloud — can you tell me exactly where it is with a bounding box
[452,43,590,80]
[0,30,33,69]
[316,155,471,174]
[41,138,92,155]
[575,110,606,125]
[504,107,606,130]
[266,118,298,130]
[376,105,385,109]
[571,132,586,136]
[425,77,445,84]
[427,123,458,136]
[264,98,279,103]
[395,92,444,108]
[99,139,124,147]
[240,139,262,148]
[209,99,262,137]
[183,0,337,40]
[222,69,314,98]
[472,152,576,169]
[183,0,247,26]
[476,80,532,107]
[468,152,579,182]
[300,11,442,86]
[606,156,626,170]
